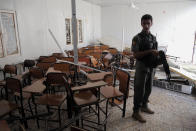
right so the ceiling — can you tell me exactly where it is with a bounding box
[83,0,195,6]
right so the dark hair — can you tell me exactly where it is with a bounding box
[141,14,153,22]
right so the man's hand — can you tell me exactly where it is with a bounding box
[133,49,159,59]
[150,50,159,56]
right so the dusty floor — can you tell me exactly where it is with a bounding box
[8,86,196,131]
[106,87,196,131]
[1,66,196,131]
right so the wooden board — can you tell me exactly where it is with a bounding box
[87,72,112,82]
[23,78,46,93]
[72,81,107,91]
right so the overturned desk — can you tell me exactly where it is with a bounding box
[153,67,195,94]
[169,67,196,85]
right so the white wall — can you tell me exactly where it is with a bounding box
[101,1,196,62]
[0,0,101,67]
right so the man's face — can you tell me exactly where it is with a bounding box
[141,19,152,32]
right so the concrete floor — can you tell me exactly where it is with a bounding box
[1,65,196,131]
[106,87,196,131]
[8,86,195,131]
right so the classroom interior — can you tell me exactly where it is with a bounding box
[0,0,196,130]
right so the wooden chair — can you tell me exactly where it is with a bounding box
[3,77,29,128]
[90,52,102,60]
[78,57,93,73]
[52,53,64,59]
[102,57,111,70]
[53,63,70,74]
[63,77,104,130]
[37,56,48,62]
[78,48,84,54]
[100,68,130,130]
[78,53,87,57]
[3,65,17,80]
[29,67,44,84]
[86,45,94,50]
[0,120,11,131]
[58,57,75,77]
[45,72,68,93]
[0,81,6,98]
[90,57,103,69]
[36,62,52,74]
[0,99,18,119]
[83,49,94,56]
[77,57,93,85]
[78,57,91,66]
[100,45,109,51]
[23,60,35,71]
[53,63,74,82]
[41,56,56,63]
[0,65,18,98]
[59,57,74,62]
[10,77,34,116]
[108,48,118,55]
[93,46,101,50]
[35,72,67,127]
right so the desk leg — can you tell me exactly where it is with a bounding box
[19,93,28,128]
[97,103,100,125]
[97,87,100,125]
[67,96,72,119]
[104,99,109,131]
[32,94,40,128]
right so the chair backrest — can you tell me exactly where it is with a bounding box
[90,52,102,60]
[5,78,26,120]
[78,57,91,66]
[78,48,84,54]
[29,67,44,80]
[108,48,118,55]
[23,60,35,70]
[93,46,101,50]
[52,53,64,59]
[100,45,109,50]
[78,53,87,57]
[83,49,93,55]
[103,74,113,86]
[116,69,130,98]
[6,77,22,98]
[46,72,67,87]
[86,45,94,50]
[3,65,17,79]
[59,57,74,62]
[53,62,70,73]
[41,56,56,63]
[36,62,52,73]
[38,56,48,62]
[4,65,17,75]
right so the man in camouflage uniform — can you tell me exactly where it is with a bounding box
[131,14,159,123]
